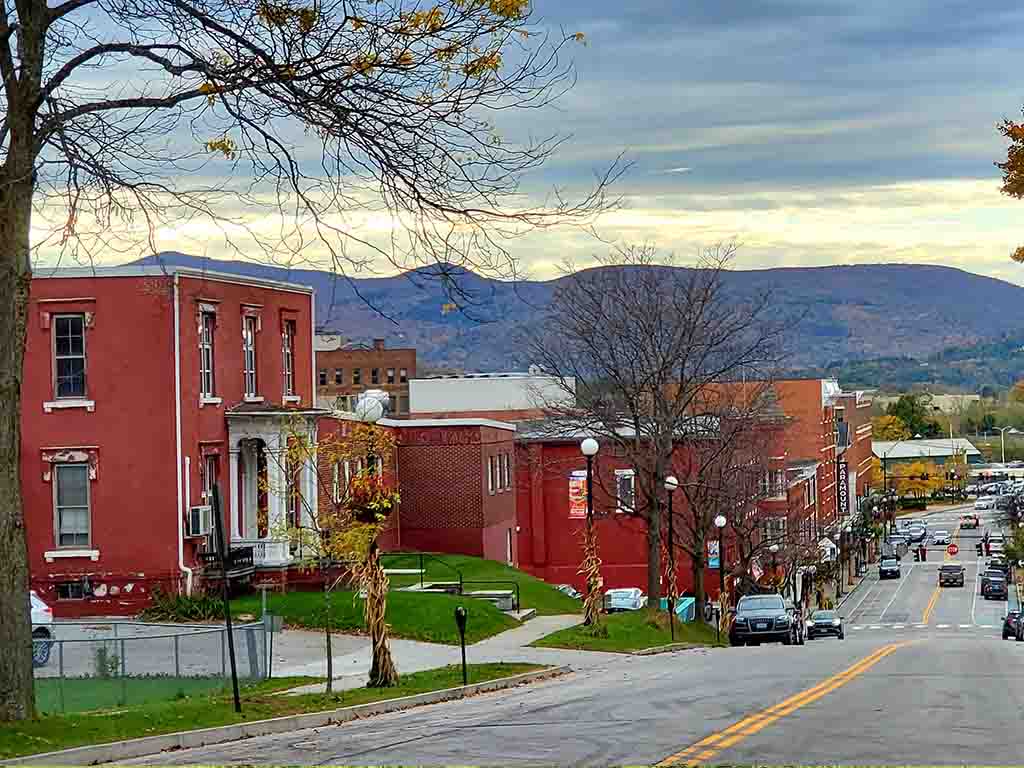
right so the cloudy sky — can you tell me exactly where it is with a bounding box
[500,0,1024,282]
[32,0,1024,285]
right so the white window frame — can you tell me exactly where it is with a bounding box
[487,456,495,495]
[334,368,343,385]
[502,453,511,490]
[807,474,817,507]
[242,315,259,398]
[53,313,87,399]
[615,469,636,514]
[399,368,408,383]
[282,319,296,397]
[199,311,216,400]
[764,516,787,543]
[353,368,362,385]
[54,463,91,548]
[386,368,396,384]
[332,462,341,504]
[202,454,218,503]
[371,367,380,385]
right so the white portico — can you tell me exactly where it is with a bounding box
[225,403,324,567]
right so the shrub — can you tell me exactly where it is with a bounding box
[93,643,120,678]
[139,587,224,622]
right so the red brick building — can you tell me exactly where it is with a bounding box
[23,266,316,616]
[314,414,518,564]
[316,338,416,416]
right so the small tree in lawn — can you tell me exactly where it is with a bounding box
[270,417,401,690]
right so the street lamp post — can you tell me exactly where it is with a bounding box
[769,543,779,579]
[664,475,679,642]
[579,438,601,626]
[714,514,727,645]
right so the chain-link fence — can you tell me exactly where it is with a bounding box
[32,621,266,714]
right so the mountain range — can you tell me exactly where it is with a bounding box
[132,253,1024,386]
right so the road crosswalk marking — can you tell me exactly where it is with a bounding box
[847,622,1001,632]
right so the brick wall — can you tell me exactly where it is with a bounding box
[316,340,416,415]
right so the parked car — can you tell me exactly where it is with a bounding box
[728,594,800,647]
[960,514,980,529]
[1003,610,1022,640]
[988,559,1010,577]
[555,584,582,600]
[906,527,927,543]
[997,496,1012,511]
[604,588,647,613]
[939,563,966,587]
[932,530,951,545]
[30,590,54,668]
[805,609,845,640]
[983,573,1009,600]
[976,497,997,511]
[879,558,901,579]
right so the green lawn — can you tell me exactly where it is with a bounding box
[233,588,519,644]
[531,609,724,653]
[378,552,583,616]
[2,664,541,760]
[35,676,231,715]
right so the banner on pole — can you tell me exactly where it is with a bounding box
[707,539,720,569]
[568,470,588,518]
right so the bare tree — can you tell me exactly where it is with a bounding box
[524,244,785,604]
[0,0,624,719]
[672,382,786,619]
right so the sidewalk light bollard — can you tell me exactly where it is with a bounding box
[455,606,468,687]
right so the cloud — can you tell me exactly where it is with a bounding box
[28,0,1024,295]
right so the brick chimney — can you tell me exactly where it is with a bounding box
[373,338,385,351]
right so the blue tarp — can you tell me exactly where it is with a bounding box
[658,596,696,621]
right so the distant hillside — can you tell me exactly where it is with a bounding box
[800,331,1024,392]
[131,253,1024,374]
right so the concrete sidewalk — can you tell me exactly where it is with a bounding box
[274,614,628,692]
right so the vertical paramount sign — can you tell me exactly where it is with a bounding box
[836,461,850,518]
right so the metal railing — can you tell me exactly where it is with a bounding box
[32,620,266,715]
[380,552,463,591]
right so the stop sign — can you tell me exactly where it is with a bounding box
[947,543,959,556]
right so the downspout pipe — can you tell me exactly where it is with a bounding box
[174,273,194,594]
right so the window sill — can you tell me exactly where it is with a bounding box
[43,399,95,413]
[283,395,301,404]
[243,396,265,403]
[45,549,99,563]
[200,397,223,407]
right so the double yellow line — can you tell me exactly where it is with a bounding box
[656,642,909,766]
[922,521,961,624]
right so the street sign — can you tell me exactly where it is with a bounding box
[947,543,959,556]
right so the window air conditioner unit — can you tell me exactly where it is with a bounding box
[185,505,213,537]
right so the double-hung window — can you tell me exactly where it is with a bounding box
[615,469,636,513]
[242,316,258,397]
[55,464,90,547]
[54,314,87,398]
[282,320,296,397]
[487,456,496,495]
[199,312,216,399]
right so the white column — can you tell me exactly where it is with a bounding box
[303,421,318,529]
[229,443,241,541]
[264,432,290,564]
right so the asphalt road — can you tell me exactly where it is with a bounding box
[129,507,1024,767]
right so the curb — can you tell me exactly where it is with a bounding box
[632,642,711,656]
[2,666,570,767]
[836,573,870,611]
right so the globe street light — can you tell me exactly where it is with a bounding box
[664,475,679,642]
[714,514,727,644]
[579,437,601,626]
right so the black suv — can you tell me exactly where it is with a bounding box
[729,594,800,646]
[879,558,901,579]
[983,573,1009,600]
[939,563,965,587]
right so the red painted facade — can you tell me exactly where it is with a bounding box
[22,267,314,616]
